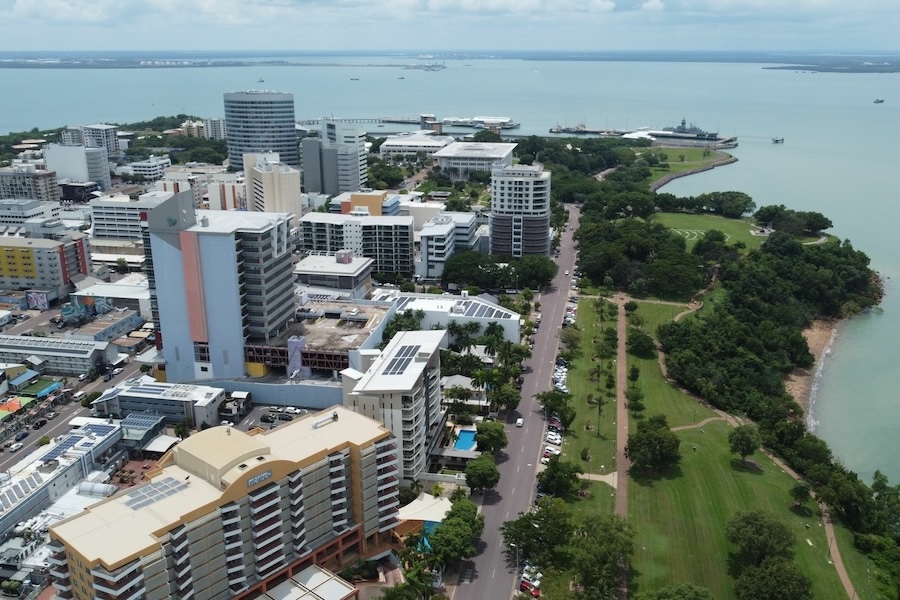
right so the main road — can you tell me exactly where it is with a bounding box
[454,205,581,600]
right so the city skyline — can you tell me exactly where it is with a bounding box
[1,0,898,53]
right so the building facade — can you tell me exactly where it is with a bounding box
[432,142,516,181]
[244,153,303,223]
[92,379,226,426]
[143,192,296,382]
[0,233,91,301]
[300,120,367,196]
[49,406,400,600]
[489,164,552,257]
[0,164,59,202]
[44,143,112,191]
[298,212,414,275]
[203,117,227,140]
[224,91,298,171]
[0,198,61,227]
[0,335,115,374]
[90,191,173,241]
[343,330,445,481]
[206,172,246,211]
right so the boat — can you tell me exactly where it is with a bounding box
[874,98,885,104]
[350,78,359,81]
[258,78,264,83]
[398,76,405,80]
[772,137,784,143]
[647,118,722,141]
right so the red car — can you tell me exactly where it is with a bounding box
[520,581,541,597]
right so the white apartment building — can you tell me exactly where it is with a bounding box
[203,117,227,140]
[489,163,552,257]
[179,120,205,137]
[244,152,303,224]
[156,171,204,207]
[343,330,446,481]
[91,191,174,240]
[416,211,479,279]
[387,290,521,344]
[0,164,59,202]
[224,91,298,170]
[49,406,401,600]
[298,212,414,275]
[206,171,246,210]
[62,124,120,154]
[432,142,517,181]
[119,155,172,182]
[0,198,61,226]
[43,143,112,190]
[323,120,367,192]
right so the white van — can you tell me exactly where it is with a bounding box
[72,391,87,402]
[515,418,524,427]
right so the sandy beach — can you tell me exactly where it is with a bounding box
[785,320,836,419]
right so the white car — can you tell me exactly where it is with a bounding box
[564,270,569,276]
[285,407,302,414]
[541,456,551,464]
[78,373,87,381]
[8,443,23,452]
[220,420,235,427]
[545,446,561,455]
[546,438,562,447]
[111,367,123,375]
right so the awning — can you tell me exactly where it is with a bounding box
[143,434,180,453]
[397,493,453,523]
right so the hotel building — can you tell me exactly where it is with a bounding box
[48,406,401,600]
[298,212,414,276]
[489,163,552,257]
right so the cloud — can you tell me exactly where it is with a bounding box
[641,0,665,10]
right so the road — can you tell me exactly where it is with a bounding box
[454,206,581,600]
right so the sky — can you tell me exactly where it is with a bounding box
[1,0,898,53]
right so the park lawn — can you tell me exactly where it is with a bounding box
[629,420,849,600]
[629,301,686,339]
[627,353,717,430]
[831,523,886,599]
[650,212,766,253]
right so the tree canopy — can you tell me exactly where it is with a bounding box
[536,455,583,497]
[724,510,796,567]
[474,420,508,454]
[571,514,635,599]
[464,453,501,493]
[625,414,681,474]
[728,425,762,463]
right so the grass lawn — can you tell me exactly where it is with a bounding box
[630,420,849,599]
[560,299,618,479]
[629,301,686,339]
[650,212,766,253]
[641,148,733,184]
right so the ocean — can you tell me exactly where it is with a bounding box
[2,55,898,482]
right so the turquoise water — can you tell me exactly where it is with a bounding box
[1,56,898,482]
[454,429,477,451]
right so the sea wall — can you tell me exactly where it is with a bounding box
[650,156,739,192]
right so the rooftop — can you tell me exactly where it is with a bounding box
[284,299,390,351]
[0,335,108,358]
[50,406,390,570]
[71,309,139,336]
[432,142,517,159]
[352,330,445,394]
[72,276,150,302]
[190,209,293,234]
[97,379,224,407]
[294,255,374,277]
[300,212,413,227]
[394,293,517,322]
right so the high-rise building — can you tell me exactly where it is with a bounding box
[0,164,58,202]
[142,192,296,382]
[48,406,401,600]
[44,143,112,190]
[91,191,174,240]
[489,163,552,257]
[343,330,446,481]
[203,117,227,140]
[244,152,303,224]
[223,91,298,171]
[298,212,414,275]
[62,124,120,154]
[300,120,367,195]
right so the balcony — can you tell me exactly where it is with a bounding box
[255,540,285,563]
[257,554,286,577]
[49,566,68,579]
[379,496,400,511]
[252,519,282,539]
[249,494,281,515]
[377,475,398,491]
[92,561,141,585]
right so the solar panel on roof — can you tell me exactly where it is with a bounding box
[383,344,421,375]
[124,476,188,511]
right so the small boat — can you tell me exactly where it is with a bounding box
[874,98,885,104]
[772,137,784,143]
[350,78,359,81]
[258,78,264,83]
[398,76,405,80]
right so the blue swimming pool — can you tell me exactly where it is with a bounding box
[454,429,477,451]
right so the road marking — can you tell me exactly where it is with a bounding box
[510,487,515,495]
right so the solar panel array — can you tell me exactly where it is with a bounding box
[40,424,117,461]
[124,476,187,511]
[462,300,511,320]
[383,345,421,376]
[0,473,44,510]
[121,413,163,430]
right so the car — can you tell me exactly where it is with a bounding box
[112,367,124,376]
[564,270,569,276]
[103,373,113,382]
[8,443,23,452]
[284,407,302,414]
[32,419,47,430]
[78,373,87,381]
[260,414,275,423]
[15,431,29,442]
[546,438,562,446]
[515,417,524,427]
[45,411,58,420]
[268,406,283,413]
[545,446,561,456]
[220,420,235,427]
[277,414,294,421]
[540,456,550,464]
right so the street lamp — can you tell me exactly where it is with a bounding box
[509,542,519,573]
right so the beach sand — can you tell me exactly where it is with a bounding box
[786,320,835,418]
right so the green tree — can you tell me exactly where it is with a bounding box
[536,456,583,497]
[82,391,102,408]
[500,497,573,567]
[625,414,681,473]
[633,582,715,600]
[474,420,508,454]
[571,514,634,599]
[464,453,500,493]
[789,481,812,510]
[116,257,129,273]
[174,420,191,439]
[725,510,796,567]
[734,558,812,600]
[627,328,658,359]
[628,365,641,387]
[728,425,762,464]
[36,435,51,447]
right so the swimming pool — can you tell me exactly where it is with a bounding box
[453,429,477,451]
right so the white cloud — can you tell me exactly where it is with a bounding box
[641,0,665,10]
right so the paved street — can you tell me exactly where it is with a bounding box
[454,206,581,600]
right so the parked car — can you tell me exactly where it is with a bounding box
[111,367,124,376]
[277,414,293,422]
[15,431,29,442]
[260,414,275,424]
[220,420,235,427]
[103,373,113,382]
[32,419,47,430]
[8,443,23,452]
[45,411,58,420]
[78,373,87,381]
[516,418,524,427]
